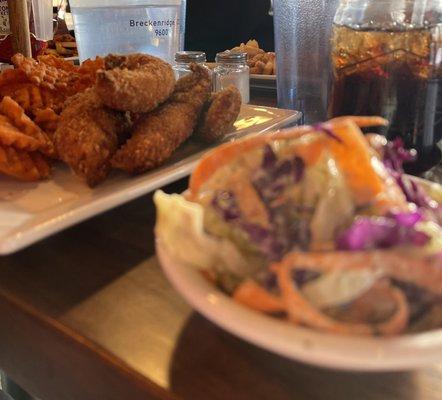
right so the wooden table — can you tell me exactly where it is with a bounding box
[0,91,441,400]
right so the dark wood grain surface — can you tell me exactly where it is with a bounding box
[0,92,441,400]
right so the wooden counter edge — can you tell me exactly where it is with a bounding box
[0,288,179,400]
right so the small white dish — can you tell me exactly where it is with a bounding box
[157,241,442,372]
[0,105,300,255]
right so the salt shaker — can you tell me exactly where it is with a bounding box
[214,51,249,103]
[173,51,209,79]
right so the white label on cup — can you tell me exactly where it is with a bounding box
[73,6,182,64]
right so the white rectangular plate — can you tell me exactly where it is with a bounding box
[0,105,301,255]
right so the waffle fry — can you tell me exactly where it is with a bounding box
[33,108,60,136]
[12,53,101,98]
[0,144,50,181]
[37,54,77,73]
[0,96,55,157]
[0,115,41,150]
[0,68,28,86]
[12,53,70,91]
[0,83,61,114]
[0,83,35,111]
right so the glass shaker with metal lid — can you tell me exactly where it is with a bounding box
[173,50,209,79]
[214,51,249,103]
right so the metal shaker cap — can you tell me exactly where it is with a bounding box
[215,51,247,64]
[175,51,207,63]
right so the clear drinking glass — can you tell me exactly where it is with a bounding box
[328,0,442,172]
[273,0,340,124]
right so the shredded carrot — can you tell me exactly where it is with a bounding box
[233,279,285,313]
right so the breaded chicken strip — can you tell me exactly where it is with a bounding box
[96,53,175,113]
[54,87,129,186]
[112,64,211,174]
[195,85,242,143]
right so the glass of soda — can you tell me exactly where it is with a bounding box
[328,0,442,173]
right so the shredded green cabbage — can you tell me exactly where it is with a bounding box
[301,269,382,309]
[415,220,442,253]
[302,154,354,248]
[154,190,257,277]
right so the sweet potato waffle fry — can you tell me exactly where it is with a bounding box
[0,53,102,142]
[33,108,60,137]
[12,53,101,96]
[0,114,41,150]
[1,83,64,115]
[0,97,52,181]
[0,96,55,157]
[0,68,28,86]
[37,54,78,73]
[12,53,70,91]
[0,145,50,181]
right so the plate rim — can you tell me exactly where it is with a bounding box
[156,239,442,372]
[0,105,301,255]
[250,74,276,81]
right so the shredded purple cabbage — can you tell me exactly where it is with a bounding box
[380,137,441,223]
[336,211,430,250]
[211,190,287,261]
[390,211,423,227]
[211,146,310,261]
[252,145,305,204]
[383,137,416,172]
[264,272,277,290]
[262,144,277,168]
[211,190,241,222]
[292,269,321,287]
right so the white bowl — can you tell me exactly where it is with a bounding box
[157,240,442,372]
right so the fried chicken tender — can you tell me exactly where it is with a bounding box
[195,85,242,143]
[112,63,211,174]
[54,88,129,187]
[96,53,175,113]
